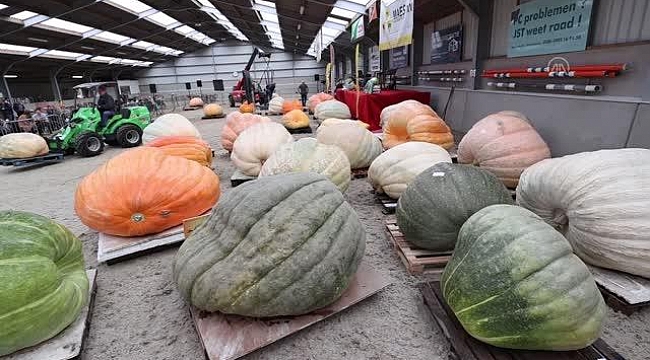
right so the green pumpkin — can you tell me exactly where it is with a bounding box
[0,211,89,356]
[442,205,606,351]
[396,163,513,251]
[173,172,366,317]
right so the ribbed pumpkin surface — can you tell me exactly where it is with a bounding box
[517,148,650,278]
[314,100,351,121]
[143,113,201,144]
[146,136,213,167]
[203,103,223,117]
[458,111,551,188]
[282,99,303,114]
[320,118,370,130]
[368,142,452,199]
[0,211,89,356]
[268,95,284,115]
[220,112,271,152]
[442,205,605,351]
[282,109,310,129]
[75,147,221,236]
[0,133,49,159]
[173,172,366,317]
[307,92,333,112]
[381,100,454,150]
[260,138,351,191]
[231,122,294,176]
[189,97,204,107]
[316,123,382,169]
[397,163,512,251]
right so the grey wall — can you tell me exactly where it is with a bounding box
[135,41,326,98]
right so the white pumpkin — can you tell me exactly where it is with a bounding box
[316,123,382,169]
[259,138,351,191]
[268,94,284,115]
[0,133,49,159]
[314,100,351,121]
[319,118,370,130]
[516,148,650,278]
[143,114,201,144]
[189,97,204,107]
[231,122,294,176]
[368,142,452,199]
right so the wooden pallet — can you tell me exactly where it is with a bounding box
[190,262,390,360]
[0,153,64,167]
[201,114,226,119]
[384,216,451,275]
[230,169,257,187]
[6,270,97,360]
[351,167,369,179]
[285,126,313,134]
[589,265,650,315]
[183,213,211,238]
[448,146,458,163]
[375,193,397,214]
[97,225,186,264]
[420,281,626,360]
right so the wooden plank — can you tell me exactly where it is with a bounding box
[191,262,390,360]
[230,169,257,187]
[183,213,211,238]
[286,126,313,134]
[6,270,97,360]
[97,225,185,264]
[384,218,452,275]
[420,281,626,360]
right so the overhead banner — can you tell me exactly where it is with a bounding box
[368,1,378,23]
[379,0,414,51]
[390,46,408,69]
[351,17,365,42]
[431,25,463,64]
[508,0,594,58]
[369,45,381,72]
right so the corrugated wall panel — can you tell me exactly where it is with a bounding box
[592,0,650,46]
[422,21,435,65]
[463,10,478,61]
[490,0,518,57]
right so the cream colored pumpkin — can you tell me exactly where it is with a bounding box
[231,122,294,176]
[189,97,204,107]
[314,100,351,121]
[203,103,223,117]
[316,123,382,169]
[516,148,650,278]
[458,111,550,188]
[0,133,49,159]
[320,118,370,130]
[259,138,351,191]
[143,113,201,144]
[268,94,284,115]
[368,142,452,199]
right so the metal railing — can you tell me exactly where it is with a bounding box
[1,114,67,136]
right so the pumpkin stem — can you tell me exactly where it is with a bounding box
[131,213,145,222]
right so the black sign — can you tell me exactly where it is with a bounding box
[212,79,224,91]
[430,25,463,64]
[149,84,157,94]
[390,46,409,69]
[185,82,191,90]
[196,80,203,88]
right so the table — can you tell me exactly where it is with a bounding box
[335,89,431,131]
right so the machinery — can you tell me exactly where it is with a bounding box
[228,48,275,108]
[46,82,151,157]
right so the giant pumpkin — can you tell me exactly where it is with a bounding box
[0,211,89,356]
[239,101,255,113]
[143,113,201,144]
[316,123,382,169]
[458,111,551,188]
[442,205,605,350]
[259,137,351,191]
[231,122,294,176]
[397,162,513,251]
[173,172,366,317]
[368,142,452,199]
[319,118,370,130]
[381,100,454,150]
[146,136,213,167]
[203,103,223,118]
[314,100,351,121]
[517,148,650,278]
[268,94,284,115]
[282,109,310,129]
[0,133,49,159]
[189,97,204,107]
[220,112,271,152]
[75,147,220,236]
[282,99,303,114]
[307,92,334,113]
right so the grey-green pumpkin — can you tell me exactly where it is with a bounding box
[396,162,513,251]
[0,211,89,356]
[173,172,366,317]
[442,205,606,351]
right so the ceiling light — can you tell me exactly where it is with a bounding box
[299,5,304,15]
[0,4,9,10]
[103,0,152,14]
[3,74,17,78]
[80,46,95,50]
[40,17,93,35]
[10,10,37,21]
[297,23,301,31]
[27,37,48,43]
[72,75,84,79]
[41,50,84,60]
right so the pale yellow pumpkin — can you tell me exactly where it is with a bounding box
[143,113,201,144]
[231,122,294,176]
[317,123,382,169]
[320,118,370,130]
[0,133,49,159]
[203,103,223,117]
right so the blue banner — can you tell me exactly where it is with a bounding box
[508,0,594,58]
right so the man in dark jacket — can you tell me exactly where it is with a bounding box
[298,81,309,107]
[1,98,13,121]
[97,85,115,129]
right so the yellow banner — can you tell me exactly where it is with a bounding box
[379,0,414,51]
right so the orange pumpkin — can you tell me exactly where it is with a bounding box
[282,99,303,114]
[75,147,221,237]
[307,93,334,113]
[220,112,272,151]
[381,100,454,150]
[146,136,213,167]
[240,101,255,113]
[457,111,551,188]
[282,109,310,129]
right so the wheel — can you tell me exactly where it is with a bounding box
[228,95,236,107]
[75,132,104,157]
[104,138,119,146]
[116,124,142,148]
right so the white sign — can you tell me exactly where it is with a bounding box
[379,0,414,51]
[369,46,380,72]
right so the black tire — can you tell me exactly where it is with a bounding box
[116,124,143,148]
[228,95,236,107]
[104,138,119,146]
[75,132,104,157]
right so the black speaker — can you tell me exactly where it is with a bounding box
[185,82,191,90]
[196,79,203,88]
[213,79,224,91]
[314,74,320,81]
[149,84,157,94]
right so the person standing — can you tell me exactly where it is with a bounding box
[97,85,116,129]
[12,100,25,118]
[1,98,13,121]
[298,81,309,107]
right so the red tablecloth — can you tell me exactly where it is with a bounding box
[335,89,431,131]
